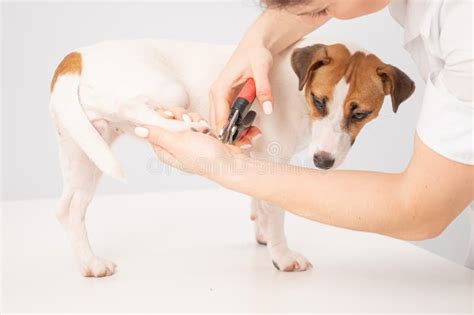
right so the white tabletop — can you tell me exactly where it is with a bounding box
[2,189,473,313]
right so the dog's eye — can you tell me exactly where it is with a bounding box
[351,112,369,121]
[311,93,326,112]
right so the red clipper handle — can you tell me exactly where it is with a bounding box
[237,78,256,103]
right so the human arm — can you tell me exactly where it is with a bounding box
[209,8,330,132]
[219,135,473,241]
[204,1,473,240]
[137,125,473,241]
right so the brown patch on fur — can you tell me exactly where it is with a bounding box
[291,44,414,142]
[50,52,82,92]
[376,64,415,113]
[343,52,415,140]
[296,44,351,120]
[343,52,387,140]
[292,44,330,91]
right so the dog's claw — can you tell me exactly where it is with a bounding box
[272,261,280,270]
[79,257,116,278]
[272,260,305,272]
[270,250,312,272]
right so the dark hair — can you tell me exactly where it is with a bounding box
[261,0,310,8]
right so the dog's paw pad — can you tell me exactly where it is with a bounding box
[80,257,117,277]
[271,250,312,272]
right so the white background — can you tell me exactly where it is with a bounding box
[0,1,470,265]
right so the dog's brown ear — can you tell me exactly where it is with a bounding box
[376,65,415,113]
[291,44,330,91]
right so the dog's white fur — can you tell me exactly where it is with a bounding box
[50,38,366,276]
[309,79,352,168]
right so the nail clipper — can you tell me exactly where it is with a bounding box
[218,78,257,144]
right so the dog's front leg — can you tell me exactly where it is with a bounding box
[117,95,209,133]
[249,137,312,271]
[252,199,312,272]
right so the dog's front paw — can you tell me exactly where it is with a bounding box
[79,256,117,277]
[189,120,211,134]
[271,249,312,272]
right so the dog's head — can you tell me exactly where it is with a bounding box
[291,43,415,169]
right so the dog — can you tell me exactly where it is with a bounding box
[49,38,415,277]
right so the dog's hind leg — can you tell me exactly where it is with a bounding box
[55,120,119,277]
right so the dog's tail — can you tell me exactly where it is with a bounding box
[50,52,125,181]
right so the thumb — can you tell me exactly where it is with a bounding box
[134,125,178,150]
[210,88,232,133]
[253,58,273,115]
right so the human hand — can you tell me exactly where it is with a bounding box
[134,107,254,179]
[136,125,248,180]
[209,38,274,134]
[209,6,329,134]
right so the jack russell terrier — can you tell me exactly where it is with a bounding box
[50,39,415,277]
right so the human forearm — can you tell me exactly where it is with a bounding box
[244,9,329,54]
[141,124,472,241]
[213,137,472,240]
[216,155,410,237]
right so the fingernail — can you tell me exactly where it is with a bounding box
[262,101,273,115]
[163,110,174,118]
[240,144,252,150]
[218,128,225,138]
[182,114,192,123]
[134,127,149,138]
[251,133,262,143]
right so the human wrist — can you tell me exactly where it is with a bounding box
[256,9,308,53]
[251,10,285,54]
[208,152,253,192]
[251,8,325,54]
[239,10,285,55]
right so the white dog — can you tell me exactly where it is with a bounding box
[50,39,414,277]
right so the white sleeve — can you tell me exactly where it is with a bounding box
[416,1,473,165]
[438,1,472,102]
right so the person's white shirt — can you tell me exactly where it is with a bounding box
[389,0,473,268]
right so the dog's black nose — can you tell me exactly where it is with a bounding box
[313,152,335,169]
